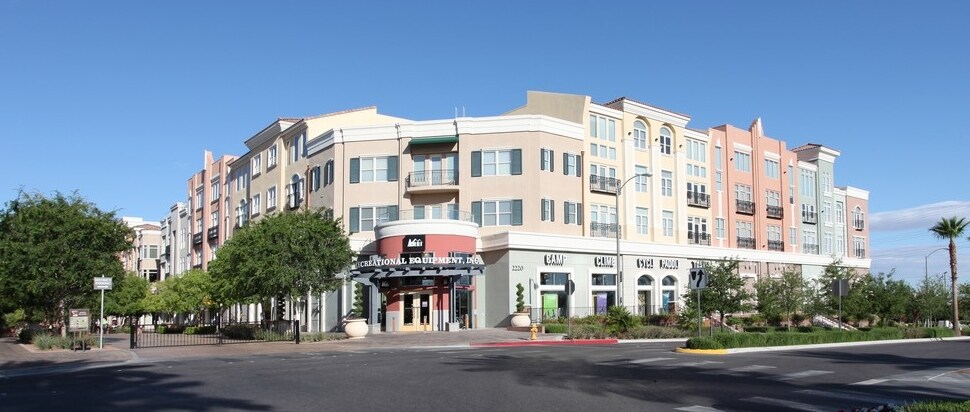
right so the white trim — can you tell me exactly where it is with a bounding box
[608,100,691,128]
[732,142,753,153]
[588,104,623,119]
[374,219,480,240]
[763,151,781,161]
[841,186,869,200]
[684,129,709,141]
[797,161,818,172]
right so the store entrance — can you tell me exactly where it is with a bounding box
[402,293,431,332]
[454,289,472,329]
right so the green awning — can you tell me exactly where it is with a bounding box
[409,135,458,145]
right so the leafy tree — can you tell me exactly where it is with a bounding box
[154,269,220,323]
[104,273,151,326]
[960,283,970,322]
[756,271,807,330]
[867,271,913,326]
[681,259,750,332]
[208,208,355,321]
[0,191,131,334]
[929,216,967,336]
[811,260,871,327]
[912,275,949,326]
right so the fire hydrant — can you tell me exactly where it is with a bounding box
[530,323,538,341]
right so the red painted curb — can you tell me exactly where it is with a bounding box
[471,339,618,347]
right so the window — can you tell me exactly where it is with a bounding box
[590,204,616,225]
[541,198,555,222]
[211,180,220,201]
[195,188,204,209]
[482,200,515,226]
[286,174,304,209]
[636,207,649,234]
[324,160,335,186]
[471,149,521,177]
[414,203,459,220]
[766,190,781,207]
[662,210,674,236]
[563,153,581,177]
[267,186,277,210]
[252,154,262,176]
[836,201,845,224]
[688,216,708,238]
[290,133,306,164]
[589,115,616,142]
[635,165,649,192]
[715,171,722,191]
[735,184,753,201]
[350,156,399,183]
[661,171,673,197]
[836,234,845,256]
[251,194,261,216]
[267,144,278,168]
[853,236,866,258]
[540,148,554,172]
[235,199,249,227]
[765,159,780,179]
[800,169,817,198]
[790,227,798,245]
[714,146,722,170]
[658,127,672,155]
[767,225,782,241]
[737,221,753,239]
[633,121,647,149]
[803,229,818,250]
[140,245,159,259]
[349,205,399,233]
[822,201,832,224]
[824,233,833,255]
[686,139,706,162]
[311,166,321,191]
[734,151,751,172]
[821,171,832,194]
[210,211,219,227]
[788,165,795,203]
[564,201,582,225]
[715,218,725,239]
[235,170,249,191]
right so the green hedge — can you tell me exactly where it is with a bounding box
[686,337,724,350]
[184,325,217,335]
[710,327,954,349]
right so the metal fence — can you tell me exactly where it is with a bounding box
[130,320,299,349]
[526,305,679,322]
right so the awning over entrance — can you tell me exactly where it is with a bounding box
[409,135,459,145]
[352,263,485,280]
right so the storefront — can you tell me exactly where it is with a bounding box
[353,219,484,332]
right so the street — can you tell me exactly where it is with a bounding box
[2,340,968,411]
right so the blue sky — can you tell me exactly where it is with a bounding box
[2,1,968,285]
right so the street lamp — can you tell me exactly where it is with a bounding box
[616,171,651,308]
[925,247,948,327]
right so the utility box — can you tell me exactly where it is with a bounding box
[446,322,461,332]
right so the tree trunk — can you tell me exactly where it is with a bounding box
[950,240,961,336]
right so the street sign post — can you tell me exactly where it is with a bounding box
[689,268,708,338]
[831,279,849,330]
[93,277,113,349]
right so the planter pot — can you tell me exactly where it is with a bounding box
[510,313,531,328]
[343,318,368,339]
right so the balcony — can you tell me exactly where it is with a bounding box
[192,232,203,245]
[688,232,711,246]
[162,245,171,257]
[207,226,219,240]
[687,192,711,208]
[736,200,756,215]
[406,170,459,194]
[853,218,865,231]
[803,244,820,255]
[590,222,619,238]
[854,247,867,258]
[737,236,756,249]
[802,212,818,224]
[766,205,784,219]
[589,175,620,194]
[768,240,785,251]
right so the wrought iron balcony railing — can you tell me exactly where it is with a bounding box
[589,175,620,194]
[687,192,711,208]
[737,236,756,249]
[736,200,756,215]
[766,205,784,219]
[590,222,619,238]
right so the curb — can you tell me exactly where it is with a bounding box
[674,347,727,355]
[472,339,618,347]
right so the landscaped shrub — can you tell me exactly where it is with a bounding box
[300,332,344,342]
[902,399,970,411]
[605,306,640,336]
[254,328,291,341]
[155,325,168,334]
[566,323,607,339]
[686,337,724,350]
[744,326,770,333]
[196,325,217,334]
[222,324,256,340]
[627,325,693,339]
[543,323,568,334]
[18,328,35,344]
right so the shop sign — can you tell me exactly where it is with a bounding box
[68,308,90,333]
[403,235,425,252]
[357,255,484,268]
[659,259,679,270]
[543,253,566,266]
[594,256,615,268]
[636,258,654,269]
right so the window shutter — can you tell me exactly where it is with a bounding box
[512,199,523,226]
[577,203,583,225]
[550,150,555,173]
[576,155,583,177]
[511,149,522,175]
[540,149,547,171]
[471,151,482,177]
[563,201,571,224]
[471,201,482,226]
[349,158,360,183]
[349,207,360,233]
[562,152,569,175]
[387,205,399,221]
[387,156,399,182]
[550,200,555,222]
[327,160,335,185]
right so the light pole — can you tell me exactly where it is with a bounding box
[925,247,948,327]
[616,172,651,309]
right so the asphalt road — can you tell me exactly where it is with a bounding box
[2,340,968,411]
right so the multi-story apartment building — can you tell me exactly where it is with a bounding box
[159,202,191,281]
[186,151,237,272]
[120,217,162,282]
[225,90,871,333]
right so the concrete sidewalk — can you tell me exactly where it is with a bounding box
[0,328,574,377]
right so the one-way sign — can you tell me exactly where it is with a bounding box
[689,268,708,289]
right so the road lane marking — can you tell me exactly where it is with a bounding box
[770,370,833,381]
[850,379,888,386]
[629,357,675,364]
[742,396,827,412]
[702,364,776,375]
[675,406,724,411]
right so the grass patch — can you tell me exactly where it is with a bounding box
[299,332,344,342]
[901,399,970,411]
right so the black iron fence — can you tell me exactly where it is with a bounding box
[130,320,300,349]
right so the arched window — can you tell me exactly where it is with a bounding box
[659,127,672,155]
[633,121,648,150]
[662,275,677,286]
[288,174,304,208]
[638,275,653,286]
[236,199,249,227]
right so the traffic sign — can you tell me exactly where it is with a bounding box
[94,276,113,290]
[689,268,708,289]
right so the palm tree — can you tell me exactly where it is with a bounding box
[929,216,968,336]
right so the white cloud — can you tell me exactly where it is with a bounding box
[870,200,970,232]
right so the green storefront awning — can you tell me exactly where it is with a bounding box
[409,135,458,145]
